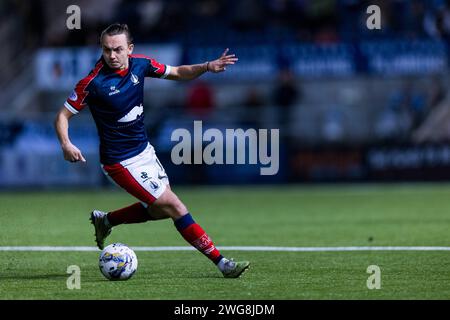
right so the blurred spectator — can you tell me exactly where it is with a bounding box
[404,0,427,38]
[304,0,338,41]
[408,88,428,130]
[139,0,164,31]
[242,87,265,128]
[272,69,300,130]
[314,25,340,43]
[243,87,264,108]
[112,0,145,41]
[374,104,400,141]
[231,0,267,32]
[267,0,306,35]
[337,0,364,41]
[424,1,450,41]
[8,0,450,49]
[191,0,224,22]
[21,0,46,47]
[321,107,345,144]
[186,80,215,119]
[374,88,414,142]
[0,121,23,147]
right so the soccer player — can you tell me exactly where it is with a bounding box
[54,24,249,278]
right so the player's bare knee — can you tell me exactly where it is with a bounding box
[157,200,187,220]
[171,200,188,218]
[151,202,187,220]
[153,189,187,219]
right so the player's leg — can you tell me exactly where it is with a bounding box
[105,189,177,225]
[93,145,249,277]
[90,145,168,249]
[151,187,250,278]
[90,200,167,249]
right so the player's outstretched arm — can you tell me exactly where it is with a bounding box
[166,48,238,81]
[54,107,86,163]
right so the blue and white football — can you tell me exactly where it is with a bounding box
[99,243,138,280]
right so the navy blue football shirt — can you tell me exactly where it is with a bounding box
[64,55,171,164]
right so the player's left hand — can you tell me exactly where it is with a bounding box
[207,48,238,73]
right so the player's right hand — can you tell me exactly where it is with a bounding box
[61,142,86,163]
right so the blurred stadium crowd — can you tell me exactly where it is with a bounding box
[1,0,450,186]
[6,0,450,46]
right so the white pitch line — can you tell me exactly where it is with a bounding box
[0,246,450,252]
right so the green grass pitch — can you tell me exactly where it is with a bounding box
[1,184,450,299]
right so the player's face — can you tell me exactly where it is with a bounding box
[101,34,134,70]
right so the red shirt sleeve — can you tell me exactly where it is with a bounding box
[64,61,104,114]
[64,79,90,114]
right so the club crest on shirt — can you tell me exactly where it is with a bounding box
[109,86,120,96]
[69,90,78,101]
[130,73,139,85]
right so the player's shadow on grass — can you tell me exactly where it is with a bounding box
[0,273,68,281]
[190,275,225,279]
[170,273,221,279]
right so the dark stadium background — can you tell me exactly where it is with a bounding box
[2,0,450,308]
[1,0,450,188]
